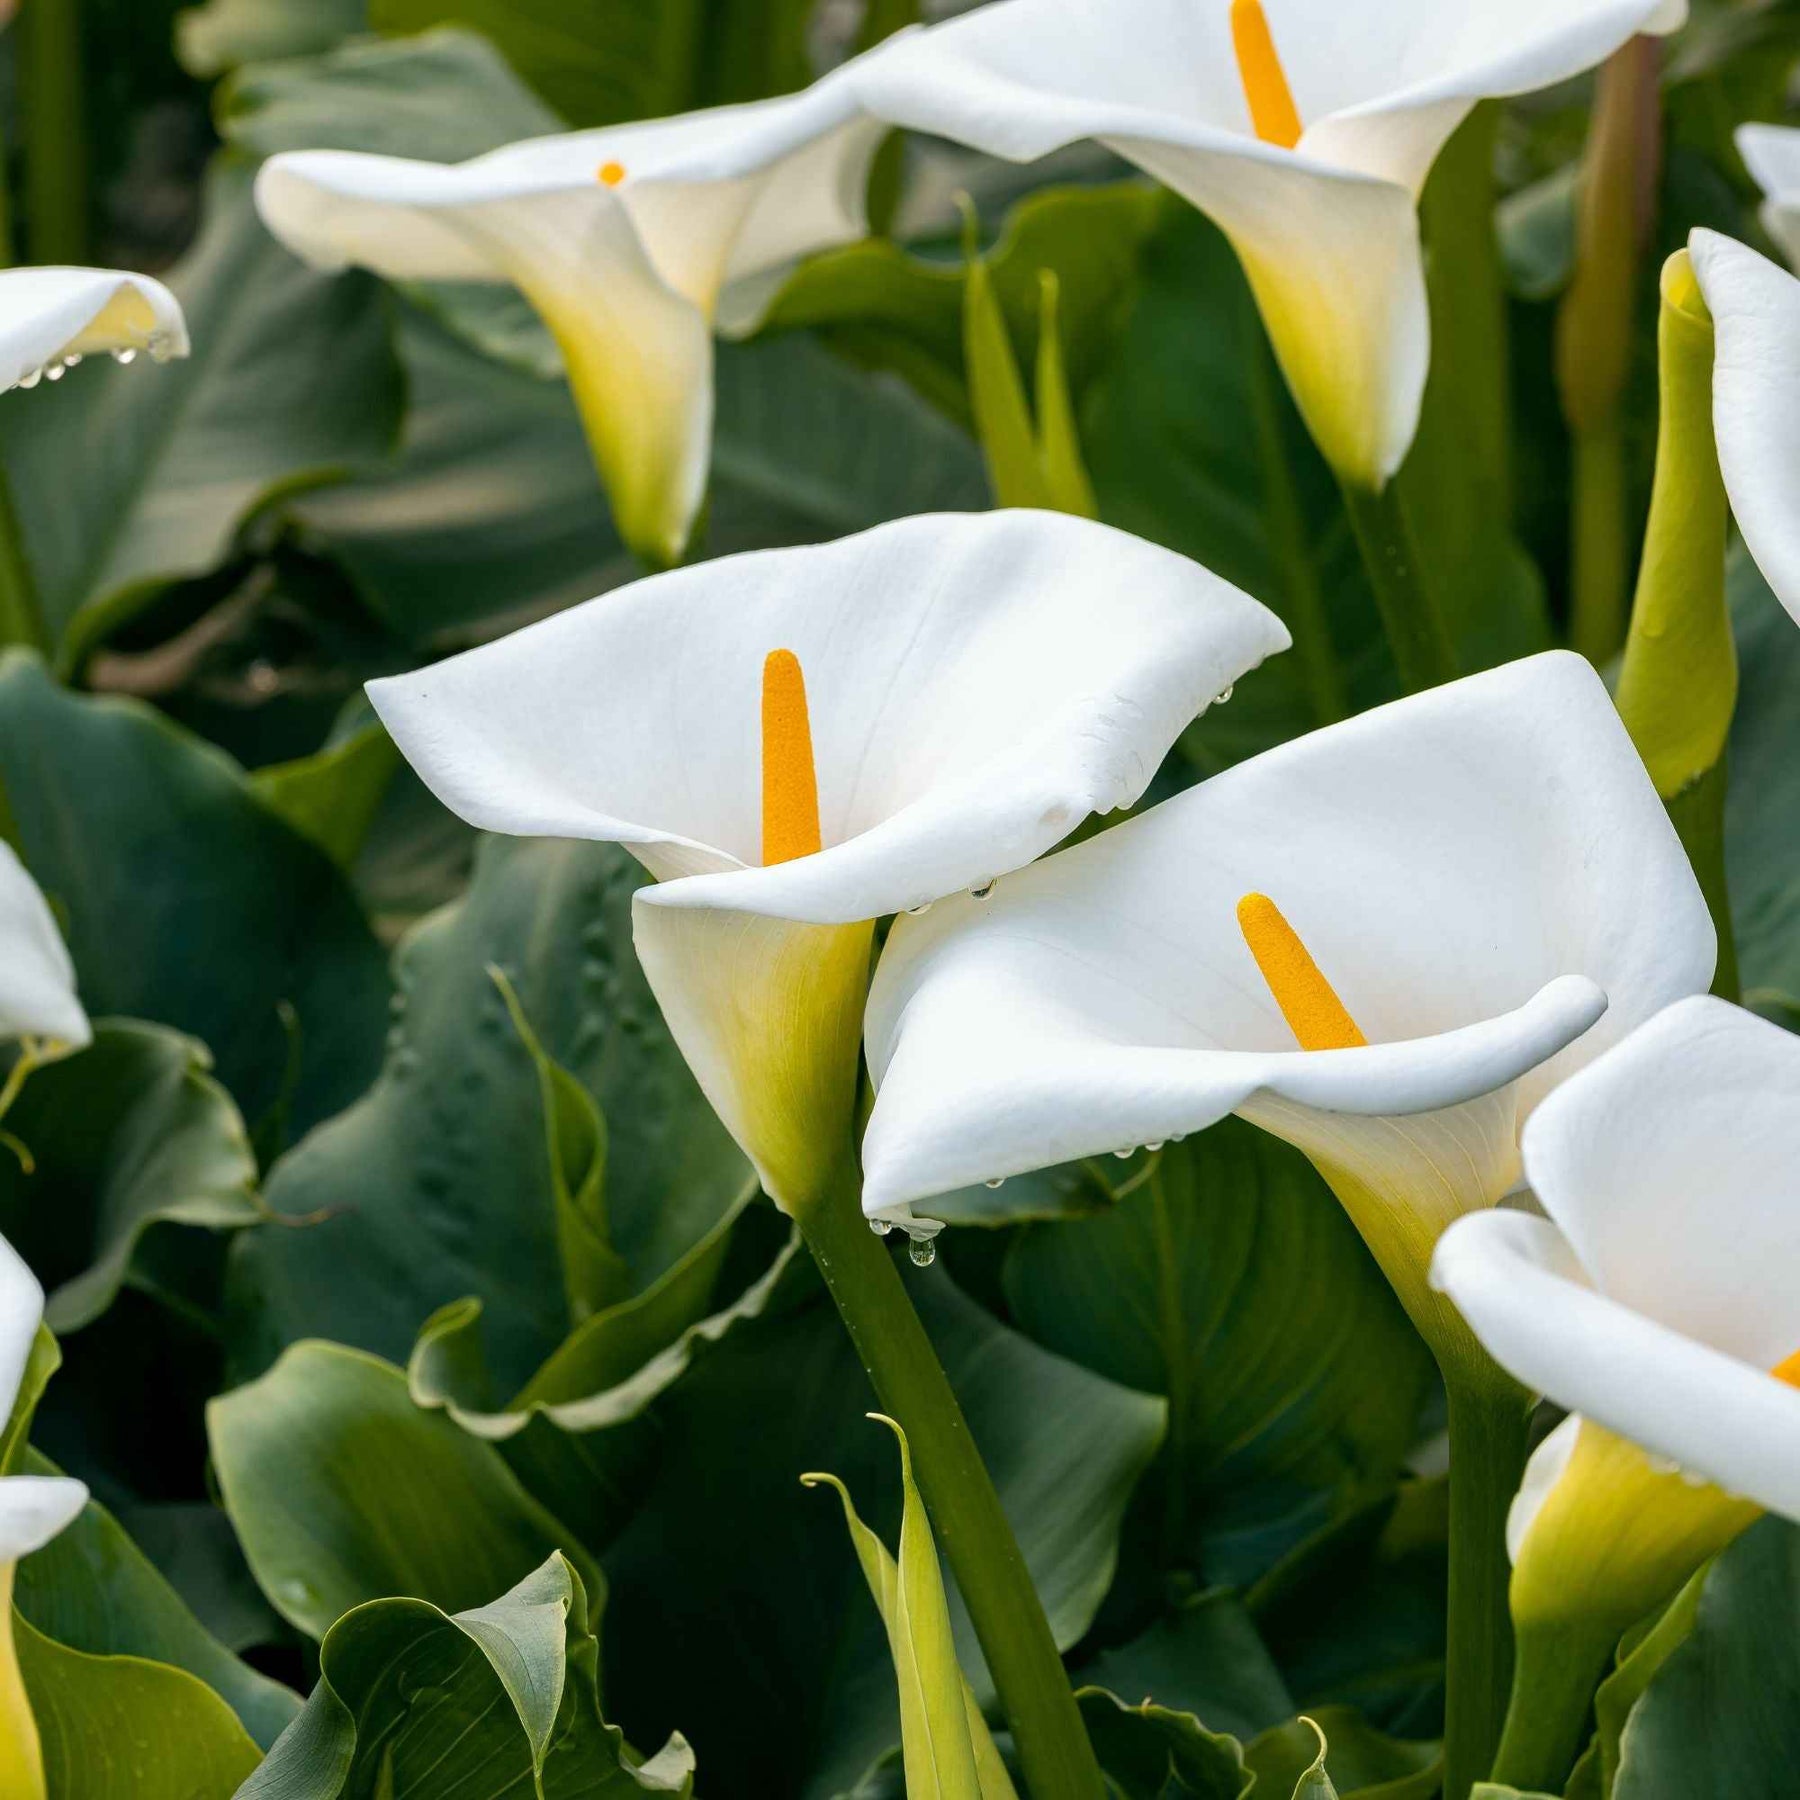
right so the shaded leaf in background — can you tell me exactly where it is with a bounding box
[0,1021,260,1335]
[250,721,401,872]
[0,156,404,673]
[229,837,749,1388]
[15,1449,300,1750]
[598,1265,1164,1799]
[209,1339,605,1639]
[1246,1707,1439,1800]
[1613,1519,1800,1800]
[1075,1689,1252,1799]
[238,1553,694,1800]
[1725,543,1800,1014]
[1247,1483,1449,1740]
[0,654,390,1144]
[1003,1122,1433,1588]
[176,0,366,77]
[16,1615,262,1800]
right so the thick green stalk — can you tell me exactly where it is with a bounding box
[1339,477,1458,693]
[1558,38,1661,665]
[1442,1374,1533,1800]
[0,466,45,655]
[1615,251,1738,997]
[801,1172,1105,1800]
[1488,1619,1617,1796]
[19,0,89,264]
[1247,320,1345,724]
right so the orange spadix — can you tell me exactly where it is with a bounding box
[1237,891,1367,1051]
[761,649,822,866]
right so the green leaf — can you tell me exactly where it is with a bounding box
[367,0,818,125]
[1075,1688,1253,1799]
[176,0,366,77]
[1613,1519,1800,1800]
[228,836,749,1390]
[250,722,401,872]
[1077,1591,1295,1744]
[1725,542,1800,1011]
[0,654,390,1144]
[0,1022,260,1334]
[1002,1124,1433,1586]
[598,1266,1163,1795]
[1247,1482,1449,1739]
[763,180,1166,426]
[804,1416,1003,1800]
[15,1450,300,1750]
[1246,1708,1439,1800]
[0,155,404,672]
[15,1614,263,1798]
[235,1553,693,1799]
[209,1339,605,1639]
[489,969,632,1325]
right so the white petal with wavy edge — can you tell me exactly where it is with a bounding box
[1517,995,1800,1369]
[860,652,1713,1219]
[0,267,187,395]
[1431,1208,1800,1523]
[1689,227,1800,628]
[367,510,1289,924]
[1735,124,1800,269]
[0,1236,44,1437]
[0,1242,84,1562]
[852,0,1681,486]
[0,847,89,1050]
[254,70,884,564]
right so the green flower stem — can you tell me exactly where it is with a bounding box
[0,466,46,656]
[1487,1618,1618,1796]
[1615,251,1738,998]
[1569,420,1629,666]
[19,0,89,264]
[1559,38,1661,667]
[1442,1371,1533,1800]
[800,1167,1105,1800]
[1247,320,1345,725]
[1338,477,1458,694]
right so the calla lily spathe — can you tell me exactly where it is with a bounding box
[255,73,886,569]
[1685,223,1800,628]
[0,265,188,395]
[0,1233,88,1800]
[861,652,1714,1348]
[0,844,87,1052]
[367,509,1288,1214]
[1431,997,1800,1626]
[851,0,1683,489]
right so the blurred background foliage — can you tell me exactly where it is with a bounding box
[2,1,1800,1796]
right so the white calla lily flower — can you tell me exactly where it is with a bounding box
[368,509,1287,1213]
[862,651,1713,1349]
[0,1233,87,1800]
[0,844,87,1054]
[1686,224,1800,628]
[0,266,188,395]
[1432,997,1800,1600]
[851,0,1683,489]
[255,73,886,569]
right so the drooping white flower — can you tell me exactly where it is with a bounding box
[1432,996,1800,1596]
[255,72,886,568]
[1686,224,1800,627]
[861,651,1713,1345]
[0,266,188,395]
[852,0,1685,489]
[0,845,87,1052]
[367,509,1287,1213]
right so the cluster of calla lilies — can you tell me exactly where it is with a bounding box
[8,0,1800,1796]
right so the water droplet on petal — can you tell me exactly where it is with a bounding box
[62,353,81,367]
[112,347,137,365]
[1214,684,1234,706]
[985,1177,1006,1189]
[908,1237,937,1268]
[969,879,997,900]
[1144,1141,1165,1153]
[1113,1147,1135,1159]
[17,368,40,390]
[44,362,65,381]
[904,901,932,916]
[868,1218,893,1237]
